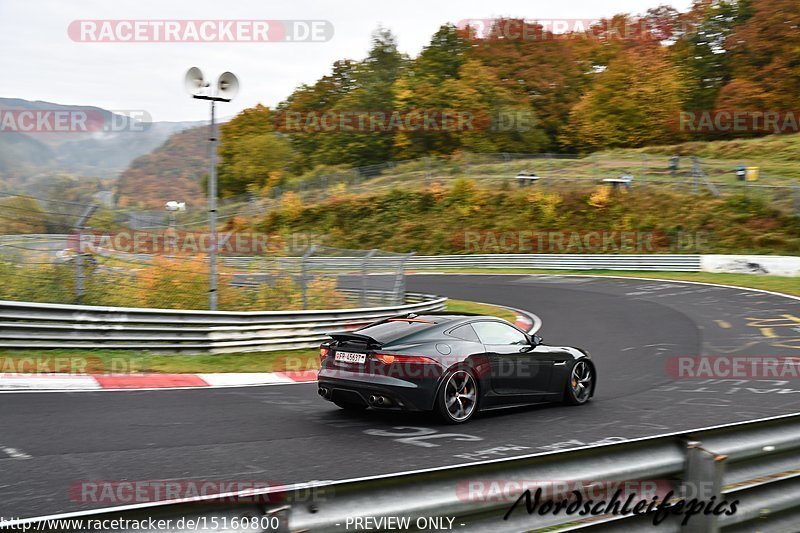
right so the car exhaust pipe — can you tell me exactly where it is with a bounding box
[318,387,330,399]
[368,395,391,406]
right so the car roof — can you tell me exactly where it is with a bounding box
[398,312,472,321]
[344,313,514,346]
[390,313,506,325]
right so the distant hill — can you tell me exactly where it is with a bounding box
[0,97,204,191]
[115,125,209,209]
[0,130,57,176]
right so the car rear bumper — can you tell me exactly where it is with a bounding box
[317,368,440,411]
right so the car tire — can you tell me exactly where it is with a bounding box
[435,369,479,424]
[333,400,368,411]
[563,359,594,406]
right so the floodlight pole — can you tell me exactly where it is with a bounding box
[193,94,230,311]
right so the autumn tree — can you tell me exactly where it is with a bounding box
[217,104,292,196]
[466,18,616,151]
[672,0,752,110]
[309,28,407,167]
[562,44,686,151]
[394,24,548,157]
[718,0,800,110]
[392,24,472,156]
[278,59,359,172]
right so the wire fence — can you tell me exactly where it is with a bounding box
[257,152,800,218]
[1,151,798,311]
[87,152,796,233]
[5,152,798,236]
[0,222,414,311]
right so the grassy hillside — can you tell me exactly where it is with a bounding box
[637,132,800,162]
[109,128,800,211]
[351,134,800,189]
[255,179,800,256]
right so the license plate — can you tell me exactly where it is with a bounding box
[335,351,367,364]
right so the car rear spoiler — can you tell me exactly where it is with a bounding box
[325,332,383,347]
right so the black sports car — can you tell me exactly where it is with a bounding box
[317,313,595,423]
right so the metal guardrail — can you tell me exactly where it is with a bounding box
[0,234,712,272]
[9,411,800,532]
[0,293,446,353]
[219,254,702,272]
[406,254,702,272]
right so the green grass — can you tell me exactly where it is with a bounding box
[0,298,515,374]
[291,135,800,199]
[445,298,518,322]
[0,348,319,375]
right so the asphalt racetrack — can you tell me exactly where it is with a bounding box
[2,274,799,519]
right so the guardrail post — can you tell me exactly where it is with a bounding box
[265,505,291,533]
[394,252,414,305]
[682,441,727,533]
[361,249,377,307]
[300,245,317,310]
[73,205,98,304]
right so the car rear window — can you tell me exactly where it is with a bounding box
[356,320,435,343]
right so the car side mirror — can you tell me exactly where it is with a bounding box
[519,334,542,352]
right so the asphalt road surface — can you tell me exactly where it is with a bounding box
[2,274,799,519]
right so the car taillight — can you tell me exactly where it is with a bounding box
[319,346,330,363]
[375,353,440,365]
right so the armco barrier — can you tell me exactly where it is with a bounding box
[0,293,446,353]
[219,254,703,272]
[4,233,791,274]
[406,254,703,271]
[8,411,800,532]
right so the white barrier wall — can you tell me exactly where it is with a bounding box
[702,255,800,276]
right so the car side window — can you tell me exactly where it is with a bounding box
[448,324,480,343]
[472,321,528,345]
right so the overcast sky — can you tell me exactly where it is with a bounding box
[0,0,693,122]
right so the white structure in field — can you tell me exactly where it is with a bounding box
[702,255,800,276]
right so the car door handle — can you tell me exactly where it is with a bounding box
[553,362,567,366]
